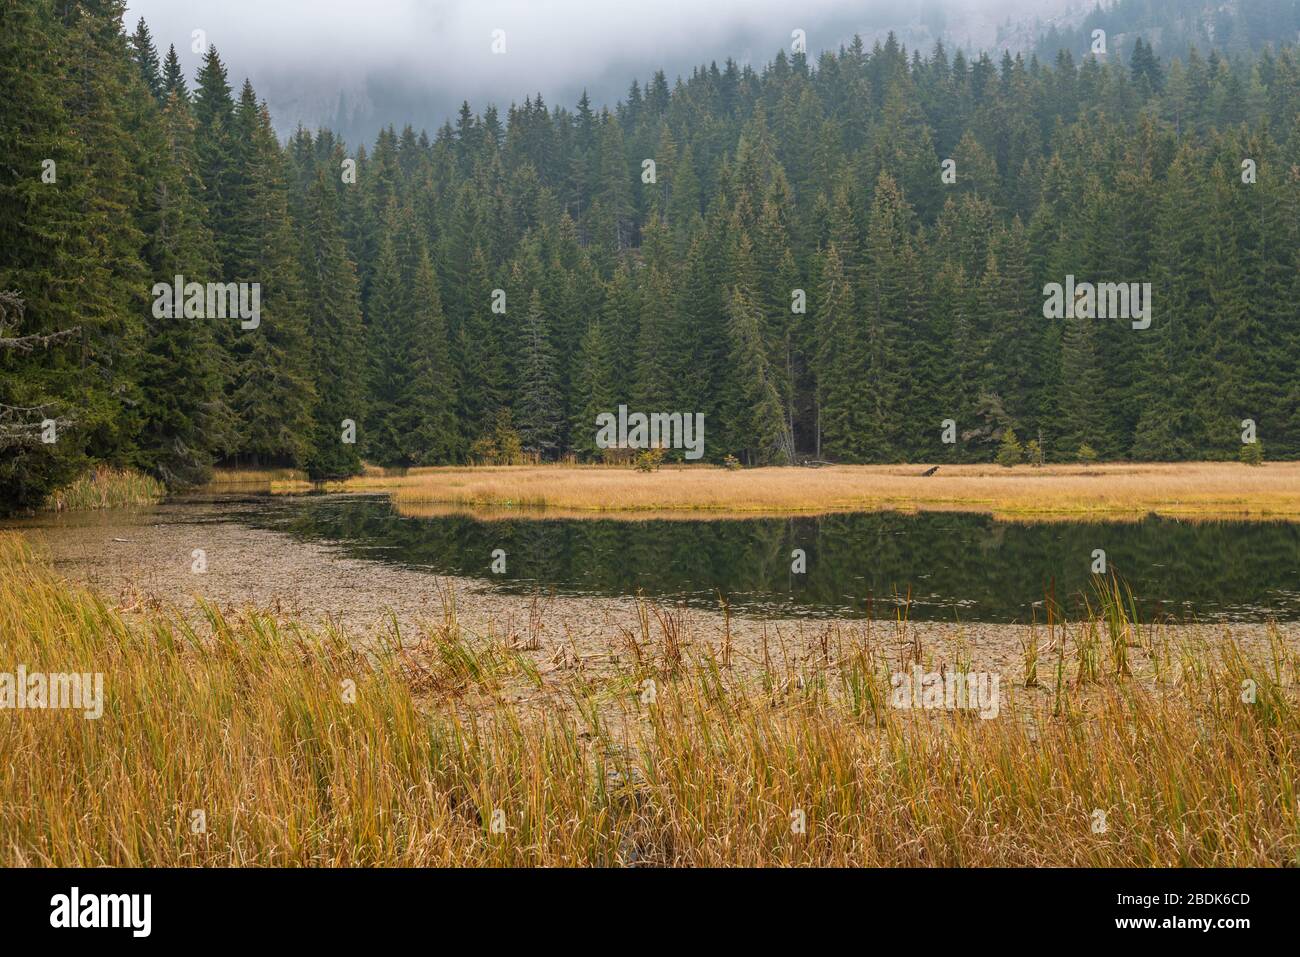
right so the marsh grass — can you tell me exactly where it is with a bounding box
[205,467,309,492]
[357,461,1300,520]
[44,467,166,511]
[1,532,1297,866]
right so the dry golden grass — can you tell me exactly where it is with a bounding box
[206,466,308,488]
[1,531,1297,866]
[345,461,1300,520]
[44,467,165,511]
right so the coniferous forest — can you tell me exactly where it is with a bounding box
[2,0,1300,513]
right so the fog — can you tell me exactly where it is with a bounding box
[124,0,1080,145]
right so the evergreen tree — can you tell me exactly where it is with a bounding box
[364,227,402,462]
[162,44,187,98]
[0,1,96,509]
[5,6,1300,492]
[516,289,561,457]
[400,243,461,464]
[814,244,862,460]
[129,18,163,102]
[192,46,238,269]
[571,317,616,459]
[58,0,149,465]
[300,171,365,479]
[133,92,229,486]
[227,102,315,465]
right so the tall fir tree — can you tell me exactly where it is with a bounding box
[300,171,365,479]
[516,289,562,457]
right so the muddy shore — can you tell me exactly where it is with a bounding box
[8,498,1294,701]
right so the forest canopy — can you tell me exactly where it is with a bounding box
[2,0,1298,513]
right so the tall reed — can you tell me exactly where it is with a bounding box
[44,467,165,511]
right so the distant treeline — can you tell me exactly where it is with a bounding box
[1032,0,1300,62]
[2,0,1299,512]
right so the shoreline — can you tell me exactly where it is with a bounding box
[15,499,1296,694]
[200,461,1300,521]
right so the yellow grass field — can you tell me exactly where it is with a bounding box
[308,461,1300,520]
[1,531,1297,866]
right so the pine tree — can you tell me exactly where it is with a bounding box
[301,171,365,479]
[0,1,96,508]
[129,18,163,102]
[6,12,1300,486]
[632,266,674,411]
[365,211,406,463]
[58,0,149,465]
[570,318,616,459]
[133,92,229,486]
[192,47,238,269]
[456,245,509,439]
[162,44,187,98]
[857,173,918,459]
[813,244,862,460]
[399,243,460,464]
[365,198,460,467]
[1131,145,1208,459]
[995,428,1023,467]
[227,103,315,465]
[516,289,561,457]
[1056,309,1108,457]
[725,283,789,465]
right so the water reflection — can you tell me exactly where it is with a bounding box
[231,495,1300,623]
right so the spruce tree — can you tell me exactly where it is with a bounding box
[301,171,365,479]
[364,213,405,464]
[162,44,187,98]
[129,18,163,102]
[5,13,1300,481]
[133,92,229,486]
[192,47,238,269]
[227,103,315,465]
[0,0,95,507]
[399,242,460,464]
[570,318,616,459]
[814,244,862,460]
[515,289,561,458]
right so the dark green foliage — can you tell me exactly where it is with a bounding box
[129,18,163,102]
[300,170,365,479]
[226,101,316,466]
[516,289,562,457]
[3,0,1300,514]
[996,429,1023,467]
[131,93,229,487]
[570,318,616,459]
[161,44,186,98]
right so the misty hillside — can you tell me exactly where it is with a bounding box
[131,0,1080,149]
[1033,0,1300,62]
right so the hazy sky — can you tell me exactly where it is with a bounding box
[124,0,1077,142]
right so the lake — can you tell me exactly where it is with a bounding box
[205,494,1300,624]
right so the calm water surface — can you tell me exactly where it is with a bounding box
[216,495,1300,624]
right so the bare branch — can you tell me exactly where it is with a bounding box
[0,415,77,450]
[0,328,81,352]
[0,290,80,352]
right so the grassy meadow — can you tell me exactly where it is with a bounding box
[226,460,1300,520]
[1,531,1296,866]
